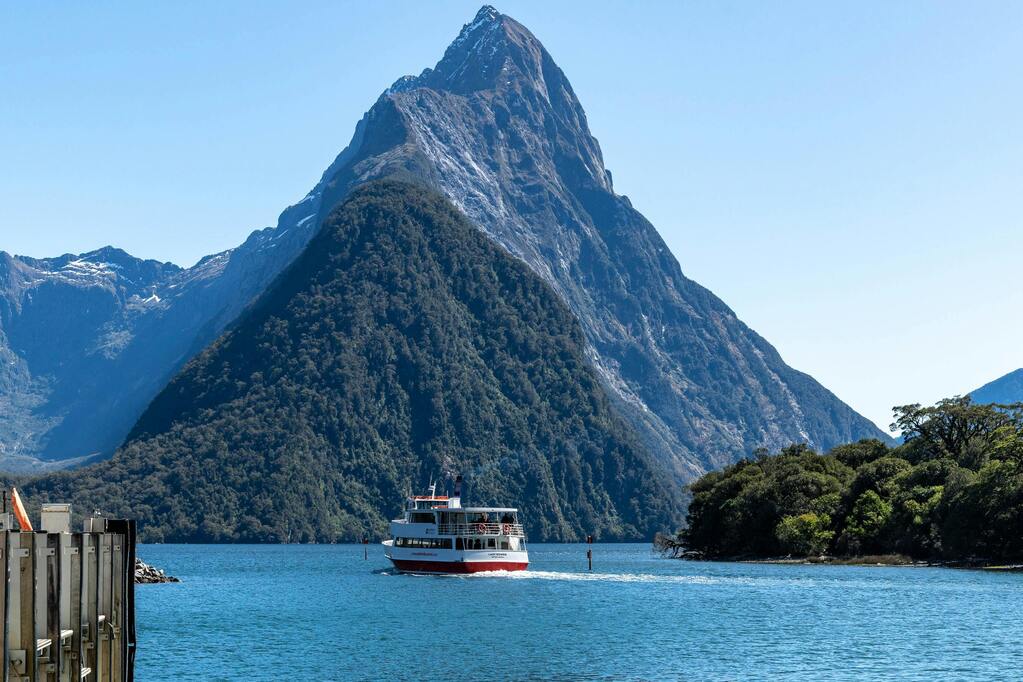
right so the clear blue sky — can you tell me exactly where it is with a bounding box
[2,1,1021,432]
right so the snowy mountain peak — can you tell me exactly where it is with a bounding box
[386,74,421,94]
[453,5,504,47]
[475,5,500,21]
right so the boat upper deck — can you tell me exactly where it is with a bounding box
[393,506,524,538]
[394,479,524,538]
[402,497,517,514]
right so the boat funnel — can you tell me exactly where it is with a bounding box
[450,475,463,509]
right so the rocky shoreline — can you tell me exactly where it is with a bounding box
[135,558,180,584]
[741,556,1023,571]
[666,550,1023,571]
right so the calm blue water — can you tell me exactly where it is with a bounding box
[135,543,1023,680]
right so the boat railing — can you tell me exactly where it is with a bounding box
[437,522,525,537]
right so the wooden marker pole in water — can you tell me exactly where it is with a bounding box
[587,535,593,571]
[363,536,369,560]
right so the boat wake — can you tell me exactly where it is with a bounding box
[380,565,929,591]
[390,569,757,585]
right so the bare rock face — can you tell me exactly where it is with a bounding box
[0,5,887,477]
[134,558,179,584]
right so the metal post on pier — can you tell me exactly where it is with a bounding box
[587,535,593,571]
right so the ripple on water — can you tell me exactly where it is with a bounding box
[134,543,1023,681]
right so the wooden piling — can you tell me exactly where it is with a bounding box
[1,511,135,682]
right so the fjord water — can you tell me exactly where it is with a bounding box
[136,544,1022,680]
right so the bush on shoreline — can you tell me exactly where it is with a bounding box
[662,397,1023,563]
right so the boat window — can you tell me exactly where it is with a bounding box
[487,538,496,549]
[395,537,451,549]
[455,538,464,550]
[500,540,509,550]
[410,512,435,524]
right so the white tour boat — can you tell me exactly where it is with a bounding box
[383,476,528,573]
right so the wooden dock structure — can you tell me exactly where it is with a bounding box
[1,506,136,682]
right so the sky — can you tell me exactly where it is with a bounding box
[1,1,1021,433]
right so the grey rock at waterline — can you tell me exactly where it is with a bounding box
[135,558,180,584]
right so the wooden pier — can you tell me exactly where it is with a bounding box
[1,506,136,682]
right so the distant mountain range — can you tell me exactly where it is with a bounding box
[971,369,1023,405]
[0,209,331,471]
[1,6,886,487]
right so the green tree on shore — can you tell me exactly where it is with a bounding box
[669,397,1023,562]
[776,513,833,556]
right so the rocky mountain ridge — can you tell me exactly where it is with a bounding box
[309,6,889,475]
[971,369,1023,405]
[0,5,886,475]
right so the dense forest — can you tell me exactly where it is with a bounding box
[10,180,684,543]
[659,397,1023,562]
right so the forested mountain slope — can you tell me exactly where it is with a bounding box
[22,182,684,542]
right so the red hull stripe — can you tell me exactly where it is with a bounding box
[391,558,528,573]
